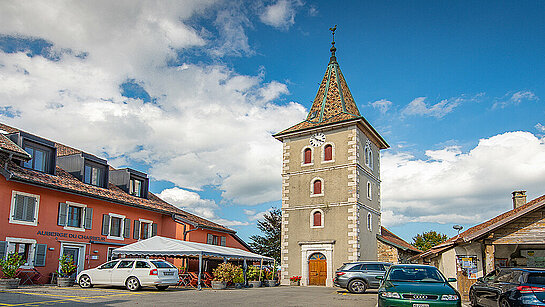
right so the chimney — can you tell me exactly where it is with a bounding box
[512,190,527,209]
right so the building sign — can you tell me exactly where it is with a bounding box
[456,255,478,279]
[37,230,106,241]
[521,250,545,268]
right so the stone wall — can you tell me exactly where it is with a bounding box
[377,240,399,264]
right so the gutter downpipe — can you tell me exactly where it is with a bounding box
[243,259,247,287]
[198,252,203,291]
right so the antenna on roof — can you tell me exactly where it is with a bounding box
[453,225,463,236]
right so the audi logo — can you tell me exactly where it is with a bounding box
[413,295,427,300]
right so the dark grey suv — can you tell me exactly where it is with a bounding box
[334,261,392,293]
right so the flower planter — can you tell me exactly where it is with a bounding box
[248,281,262,288]
[290,280,300,286]
[211,281,227,290]
[265,280,276,287]
[234,282,244,289]
[0,278,20,289]
[57,277,74,287]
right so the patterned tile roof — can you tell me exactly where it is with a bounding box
[0,134,31,160]
[378,226,421,253]
[0,123,233,233]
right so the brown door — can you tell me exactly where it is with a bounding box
[308,253,327,286]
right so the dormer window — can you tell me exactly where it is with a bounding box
[58,153,108,188]
[23,145,49,172]
[8,132,57,175]
[130,178,143,197]
[84,163,104,187]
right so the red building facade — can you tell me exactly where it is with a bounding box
[0,123,250,283]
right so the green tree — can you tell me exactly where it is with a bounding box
[249,208,281,263]
[412,230,449,252]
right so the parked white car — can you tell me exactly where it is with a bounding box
[76,258,179,291]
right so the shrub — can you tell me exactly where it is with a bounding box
[58,255,77,278]
[247,265,264,281]
[233,266,244,283]
[212,262,236,283]
[0,253,24,279]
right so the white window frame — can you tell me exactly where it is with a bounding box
[367,213,372,231]
[301,146,314,166]
[367,181,372,200]
[321,142,335,163]
[107,247,117,261]
[9,191,40,226]
[310,177,324,197]
[63,201,87,232]
[5,237,37,268]
[107,213,126,240]
[310,208,324,229]
[364,141,373,169]
[139,218,153,240]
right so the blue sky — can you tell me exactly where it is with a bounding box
[1,1,545,244]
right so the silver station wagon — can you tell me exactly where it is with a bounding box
[76,258,179,291]
[334,261,392,293]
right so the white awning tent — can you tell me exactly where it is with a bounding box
[112,236,274,289]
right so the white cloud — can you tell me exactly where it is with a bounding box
[259,0,302,30]
[370,99,393,113]
[402,97,458,118]
[536,123,545,132]
[493,90,538,109]
[381,131,545,228]
[244,208,272,221]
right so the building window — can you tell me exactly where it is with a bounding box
[58,202,92,230]
[324,144,333,161]
[367,213,372,231]
[110,217,122,237]
[311,178,323,196]
[102,213,130,240]
[84,164,103,187]
[1,238,46,268]
[23,145,49,172]
[310,209,324,228]
[207,234,226,246]
[67,205,83,228]
[9,191,40,226]
[364,142,373,169]
[130,178,143,197]
[367,181,372,200]
[302,147,312,165]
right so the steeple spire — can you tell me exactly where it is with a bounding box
[329,25,337,63]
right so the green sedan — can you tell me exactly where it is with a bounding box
[377,264,461,307]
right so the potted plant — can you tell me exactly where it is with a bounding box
[247,266,262,288]
[212,262,235,290]
[0,253,24,289]
[290,275,301,286]
[57,254,77,287]
[264,269,276,287]
[233,266,244,288]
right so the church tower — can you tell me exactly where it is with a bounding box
[273,30,389,286]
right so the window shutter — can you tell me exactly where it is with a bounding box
[14,194,25,220]
[313,180,322,194]
[0,241,7,260]
[34,244,47,267]
[151,223,157,237]
[57,203,68,226]
[101,214,110,236]
[304,148,311,164]
[133,220,140,239]
[123,219,131,239]
[313,211,321,226]
[25,196,36,222]
[83,207,93,229]
[324,145,332,161]
[207,234,213,245]
[220,236,226,247]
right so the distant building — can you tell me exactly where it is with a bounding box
[0,123,250,283]
[273,37,389,286]
[377,227,421,264]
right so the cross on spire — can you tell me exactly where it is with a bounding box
[329,25,337,62]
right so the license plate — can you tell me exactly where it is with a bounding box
[413,304,429,307]
[163,272,174,276]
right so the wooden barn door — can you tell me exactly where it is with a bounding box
[308,253,327,286]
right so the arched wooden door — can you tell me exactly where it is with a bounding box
[308,253,327,286]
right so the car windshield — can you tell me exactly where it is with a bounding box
[151,260,175,268]
[386,267,446,283]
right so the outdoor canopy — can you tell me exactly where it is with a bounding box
[112,236,274,262]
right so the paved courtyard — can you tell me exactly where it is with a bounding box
[0,285,472,307]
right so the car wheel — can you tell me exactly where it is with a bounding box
[126,277,141,291]
[347,279,367,294]
[469,290,479,307]
[78,274,93,288]
[156,285,169,291]
[500,298,511,307]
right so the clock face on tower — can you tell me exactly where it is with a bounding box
[309,133,326,147]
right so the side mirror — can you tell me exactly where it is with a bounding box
[376,275,383,280]
[447,278,456,282]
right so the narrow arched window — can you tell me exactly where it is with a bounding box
[367,213,372,231]
[313,180,322,195]
[367,181,372,200]
[324,144,333,161]
[313,211,322,227]
[304,148,312,164]
[364,143,372,168]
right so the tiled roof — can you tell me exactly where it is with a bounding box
[0,134,31,160]
[417,194,545,259]
[0,123,233,233]
[378,226,421,253]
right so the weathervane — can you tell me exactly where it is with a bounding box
[329,25,337,61]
